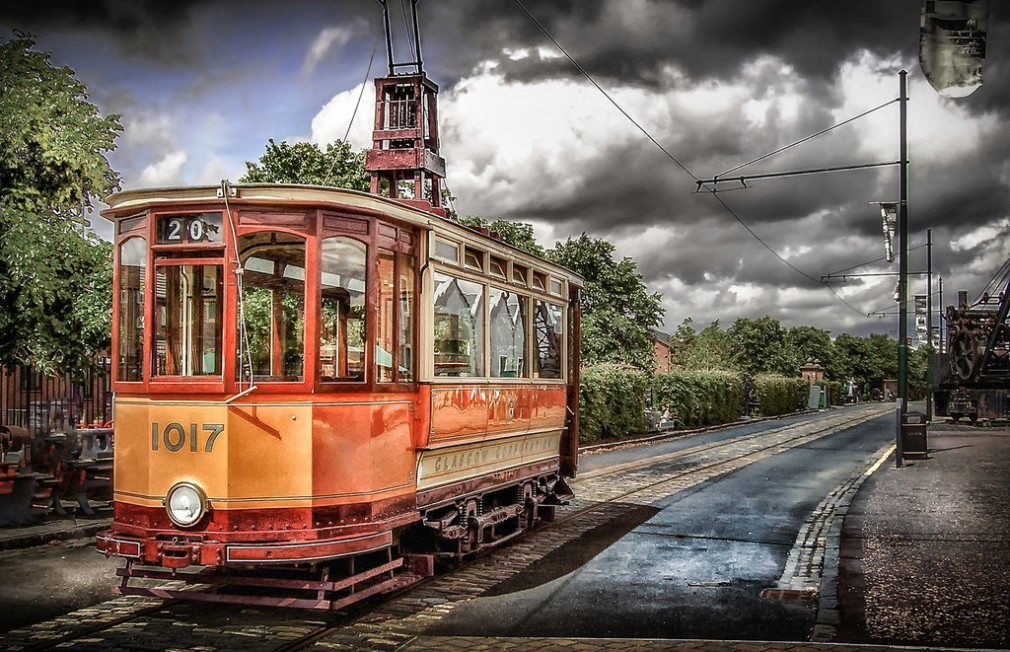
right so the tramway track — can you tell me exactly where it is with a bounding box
[4,405,893,652]
[270,405,897,652]
[568,403,893,509]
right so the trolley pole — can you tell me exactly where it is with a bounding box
[896,70,909,468]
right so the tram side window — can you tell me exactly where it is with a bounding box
[398,253,416,383]
[533,300,563,379]
[238,233,306,382]
[117,237,147,382]
[490,287,527,378]
[320,237,367,382]
[154,265,222,376]
[376,250,418,383]
[433,272,484,377]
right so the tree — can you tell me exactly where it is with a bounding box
[549,234,664,370]
[670,318,738,371]
[833,332,898,391]
[728,316,793,376]
[784,325,835,378]
[0,32,122,375]
[240,139,370,190]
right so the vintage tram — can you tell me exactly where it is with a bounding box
[95,11,582,605]
[95,182,581,608]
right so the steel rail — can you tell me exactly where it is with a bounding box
[11,405,891,652]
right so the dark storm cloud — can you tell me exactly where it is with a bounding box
[0,0,203,60]
[433,0,915,84]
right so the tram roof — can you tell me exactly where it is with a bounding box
[103,183,582,286]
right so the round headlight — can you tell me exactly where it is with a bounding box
[165,482,207,527]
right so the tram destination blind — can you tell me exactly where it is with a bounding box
[156,212,224,244]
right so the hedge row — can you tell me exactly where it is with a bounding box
[579,366,811,443]
[578,365,649,443]
[753,373,808,416]
[651,369,746,430]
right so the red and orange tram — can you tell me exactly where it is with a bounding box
[96,182,582,608]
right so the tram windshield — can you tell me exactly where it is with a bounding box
[238,232,306,383]
[154,264,222,376]
[320,237,367,382]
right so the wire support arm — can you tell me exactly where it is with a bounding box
[696,160,902,193]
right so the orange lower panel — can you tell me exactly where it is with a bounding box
[97,528,395,568]
[225,530,393,563]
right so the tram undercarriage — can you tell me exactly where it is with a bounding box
[110,471,572,610]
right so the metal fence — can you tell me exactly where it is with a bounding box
[0,360,113,434]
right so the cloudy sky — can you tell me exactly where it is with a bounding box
[3,0,1008,339]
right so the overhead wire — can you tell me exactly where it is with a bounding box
[510,0,882,318]
[511,0,697,182]
[716,99,898,178]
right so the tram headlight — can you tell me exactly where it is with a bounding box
[165,482,207,527]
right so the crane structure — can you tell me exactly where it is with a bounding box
[932,255,1010,423]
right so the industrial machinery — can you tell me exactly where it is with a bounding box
[933,255,1010,423]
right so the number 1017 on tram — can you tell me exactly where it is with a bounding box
[95,183,582,609]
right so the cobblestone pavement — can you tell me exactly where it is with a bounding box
[836,428,1010,650]
[8,404,974,652]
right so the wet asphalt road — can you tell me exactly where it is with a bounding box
[427,410,894,641]
[0,537,122,633]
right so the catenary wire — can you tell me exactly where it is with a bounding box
[716,99,898,178]
[511,0,879,318]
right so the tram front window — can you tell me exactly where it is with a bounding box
[117,237,147,381]
[320,237,367,382]
[154,265,222,376]
[238,233,306,383]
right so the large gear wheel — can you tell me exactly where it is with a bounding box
[949,328,979,382]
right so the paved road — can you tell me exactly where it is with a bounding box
[426,408,894,641]
[0,536,122,633]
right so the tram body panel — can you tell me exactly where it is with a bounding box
[310,398,417,507]
[428,384,567,444]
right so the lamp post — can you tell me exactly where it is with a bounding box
[926,228,933,422]
[896,70,909,468]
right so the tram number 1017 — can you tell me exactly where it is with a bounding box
[152,423,225,453]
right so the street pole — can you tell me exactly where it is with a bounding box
[926,228,933,421]
[896,70,909,468]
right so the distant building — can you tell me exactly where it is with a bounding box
[653,331,674,373]
[800,359,826,385]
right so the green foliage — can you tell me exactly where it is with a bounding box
[908,344,931,398]
[753,374,807,416]
[450,215,546,257]
[670,318,738,371]
[833,332,898,389]
[821,380,844,406]
[578,364,649,443]
[728,316,793,376]
[651,369,746,428]
[550,234,664,371]
[240,139,370,190]
[0,32,121,374]
[784,325,834,377]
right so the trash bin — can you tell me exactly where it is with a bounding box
[901,410,928,458]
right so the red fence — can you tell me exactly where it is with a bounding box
[1,360,112,434]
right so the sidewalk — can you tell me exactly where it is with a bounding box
[835,424,1009,649]
[0,505,110,551]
